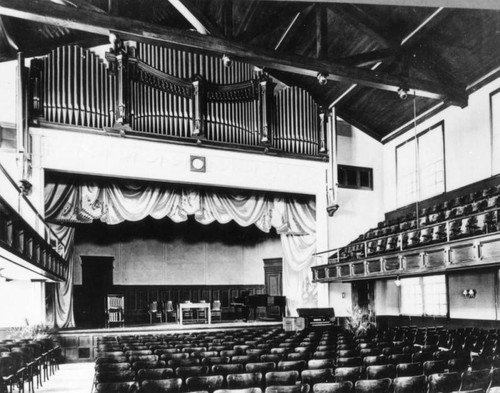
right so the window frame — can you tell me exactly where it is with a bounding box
[337,164,374,191]
[490,88,500,175]
[398,274,449,318]
[395,121,446,207]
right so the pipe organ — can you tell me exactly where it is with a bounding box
[29,42,328,158]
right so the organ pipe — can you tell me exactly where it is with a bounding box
[29,42,326,157]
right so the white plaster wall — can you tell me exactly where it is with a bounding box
[74,234,281,286]
[374,279,400,316]
[383,77,500,212]
[0,280,45,327]
[0,61,16,124]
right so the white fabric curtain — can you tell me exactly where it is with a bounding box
[45,179,317,326]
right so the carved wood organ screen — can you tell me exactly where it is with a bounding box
[29,42,328,157]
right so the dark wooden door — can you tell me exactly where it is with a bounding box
[264,258,282,296]
[77,256,114,328]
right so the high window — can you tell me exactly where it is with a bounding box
[491,89,500,174]
[338,165,373,190]
[400,275,447,316]
[396,123,445,207]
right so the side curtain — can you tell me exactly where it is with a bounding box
[45,179,317,325]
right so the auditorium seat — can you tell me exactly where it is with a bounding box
[460,369,491,391]
[186,375,224,392]
[334,367,362,384]
[246,363,276,373]
[354,378,391,393]
[96,363,132,372]
[365,365,396,379]
[336,358,362,367]
[212,364,246,376]
[138,378,183,393]
[363,356,387,367]
[307,359,335,370]
[395,362,423,377]
[277,361,306,373]
[175,365,209,379]
[392,375,426,393]
[428,372,461,393]
[133,360,167,371]
[95,370,136,384]
[226,372,263,389]
[137,368,175,383]
[215,388,263,393]
[95,381,138,393]
[423,360,447,376]
[300,368,335,385]
[313,382,353,393]
[265,371,299,386]
[471,357,493,371]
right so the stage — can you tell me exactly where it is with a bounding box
[57,320,283,362]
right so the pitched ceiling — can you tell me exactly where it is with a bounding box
[0,0,499,142]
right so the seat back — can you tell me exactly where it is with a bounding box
[366,365,396,379]
[354,378,392,393]
[246,363,276,373]
[186,375,224,393]
[300,368,335,385]
[392,375,426,393]
[139,378,182,393]
[334,367,362,384]
[428,372,461,393]
[227,372,263,389]
[460,369,491,391]
[95,381,138,393]
[265,371,299,386]
[395,362,423,377]
[313,382,353,393]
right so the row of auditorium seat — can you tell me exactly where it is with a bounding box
[92,325,500,393]
[335,184,500,261]
[0,337,60,393]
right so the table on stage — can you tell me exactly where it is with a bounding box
[178,302,211,325]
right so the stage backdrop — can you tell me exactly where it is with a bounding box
[45,178,317,327]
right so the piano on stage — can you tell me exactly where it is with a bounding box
[232,292,286,321]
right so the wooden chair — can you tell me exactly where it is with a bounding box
[354,379,391,393]
[95,382,138,393]
[412,352,434,363]
[392,375,426,393]
[395,363,423,377]
[334,367,362,384]
[460,370,491,391]
[202,357,231,367]
[175,366,209,379]
[261,355,282,364]
[214,388,262,393]
[336,358,362,368]
[489,367,500,391]
[423,360,447,376]
[133,361,167,371]
[226,373,263,389]
[137,368,175,383]
[246,363,276,373]
[471,357,492,371]
[212,364,245,376]
[308,359,335,370]
[96,363,132,372]
[186,375,224,393]
[448,358,469,373]
[264,371,299,386]
[264,386,303,393]
[366,365,396,380]
[363,356,387,368]
[313,382,352,393]
[428,372,461,393]
[95,370,136,384]
[138,378,183,393]
[286,353,311,361]
[300,368,335,385]
[277,361,306,373]
[232,356,260,366]
[388,354,412,365]
[130,355,159,363]
[168,359,200,368]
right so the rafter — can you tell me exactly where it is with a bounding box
[168,0,223,38]
[275,5,316,51]
[315,4,328,59]
[0,0,466,106]
[328,3,397,47]
[334,48,397,66]
[233,0,500,11]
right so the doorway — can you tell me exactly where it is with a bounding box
[76,256,114,328]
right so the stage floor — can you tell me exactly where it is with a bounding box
[60,319,283,336]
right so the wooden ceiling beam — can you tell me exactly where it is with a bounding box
[235,0,500,11]
[0,0,465,105]
[334,47,398,66]
[167,0,223,38]
[315,4,328,59]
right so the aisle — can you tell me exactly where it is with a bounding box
[34,362,94,393]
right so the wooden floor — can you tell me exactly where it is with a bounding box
[35,362,94,393]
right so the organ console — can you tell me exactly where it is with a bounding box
[28,41,329,158]
[297,307,336,328]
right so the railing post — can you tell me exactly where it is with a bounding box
[106,35,134,130]
[192,75,206,138]
[319,106,328,154]
[259,75,274,145]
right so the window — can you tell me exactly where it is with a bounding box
[338,165,373,190]
[396,123,445,206]
[491,89,500,174]
[400,275,447,317]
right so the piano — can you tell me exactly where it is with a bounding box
[297,307,336,328]
[232,293,286,321]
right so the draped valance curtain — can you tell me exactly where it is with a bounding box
[45,179,318,327]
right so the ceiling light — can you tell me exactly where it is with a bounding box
[398,87,409,100]
[222,54,233,68]
[317,73,328,86]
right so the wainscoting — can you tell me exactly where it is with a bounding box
[74,284,265,327]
